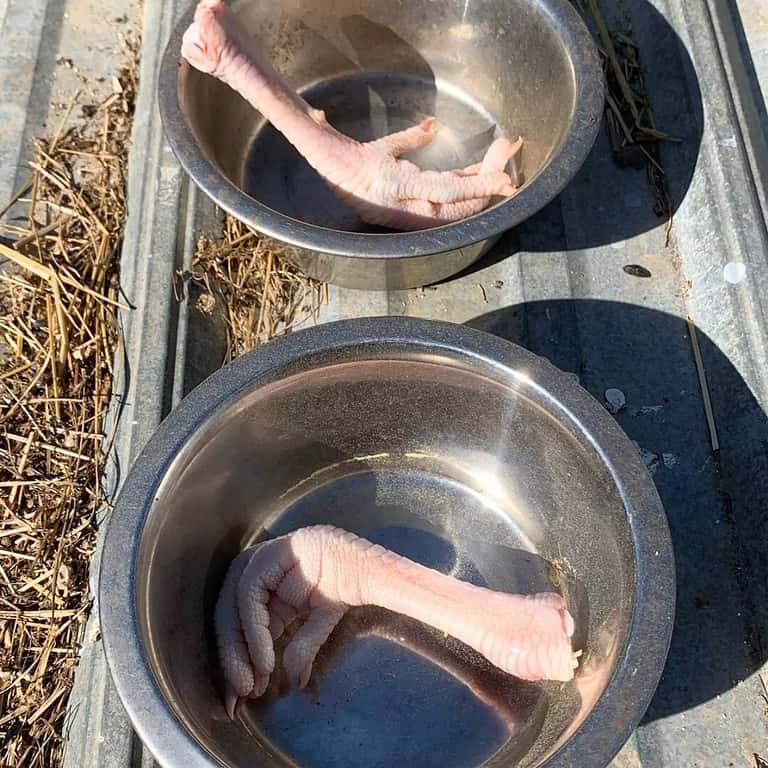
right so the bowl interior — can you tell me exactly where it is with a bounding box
[139,354,635,768]
[179,0,577,232]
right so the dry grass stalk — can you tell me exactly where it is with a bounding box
[0,33,139,768]
[177,216,325,363]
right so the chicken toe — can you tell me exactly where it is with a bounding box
[282,600,347,689]
[213,549,256,707]
[267,594,298,641]
[237,539,299,688]
[372,117,437,157]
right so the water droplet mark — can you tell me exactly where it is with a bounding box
[723,262,746,284]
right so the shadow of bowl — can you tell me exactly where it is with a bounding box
[468,299,767,721]
[445,0,704,282]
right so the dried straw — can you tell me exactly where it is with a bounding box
[0,32,139,768]
[177,216,324,363]
[583,0,676,244]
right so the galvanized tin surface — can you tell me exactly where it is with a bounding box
[2,0,767,765]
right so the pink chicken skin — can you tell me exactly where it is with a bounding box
[181,0,524,231]
[215,525,580,719]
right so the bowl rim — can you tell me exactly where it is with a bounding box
[99,316,675,768]
[157,0,604,259]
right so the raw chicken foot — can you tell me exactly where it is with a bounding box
[216,525,579,719]
[182,0,524,231]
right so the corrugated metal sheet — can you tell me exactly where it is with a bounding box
[2,0,767,765]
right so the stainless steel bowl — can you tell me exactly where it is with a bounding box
[158,0,603,290]
[100,317,674,768]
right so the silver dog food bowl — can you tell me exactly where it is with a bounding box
[100,317,674,768]
[158,0,603,290]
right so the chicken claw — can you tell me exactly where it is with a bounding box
[181,0,524,231]
[215,526,579,719]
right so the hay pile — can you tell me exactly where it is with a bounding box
[0,34,139,767]
[178,216,324,363]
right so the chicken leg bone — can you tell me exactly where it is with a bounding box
[216,525,579,719]
[182,0,524,231]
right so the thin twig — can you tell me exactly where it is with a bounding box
[585,0,640,121]
[0,182,33,221]
[686,316,720,452]
[604,91,634,144]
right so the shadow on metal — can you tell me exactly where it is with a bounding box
[449,0,704,282]
[469,299,768,722]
